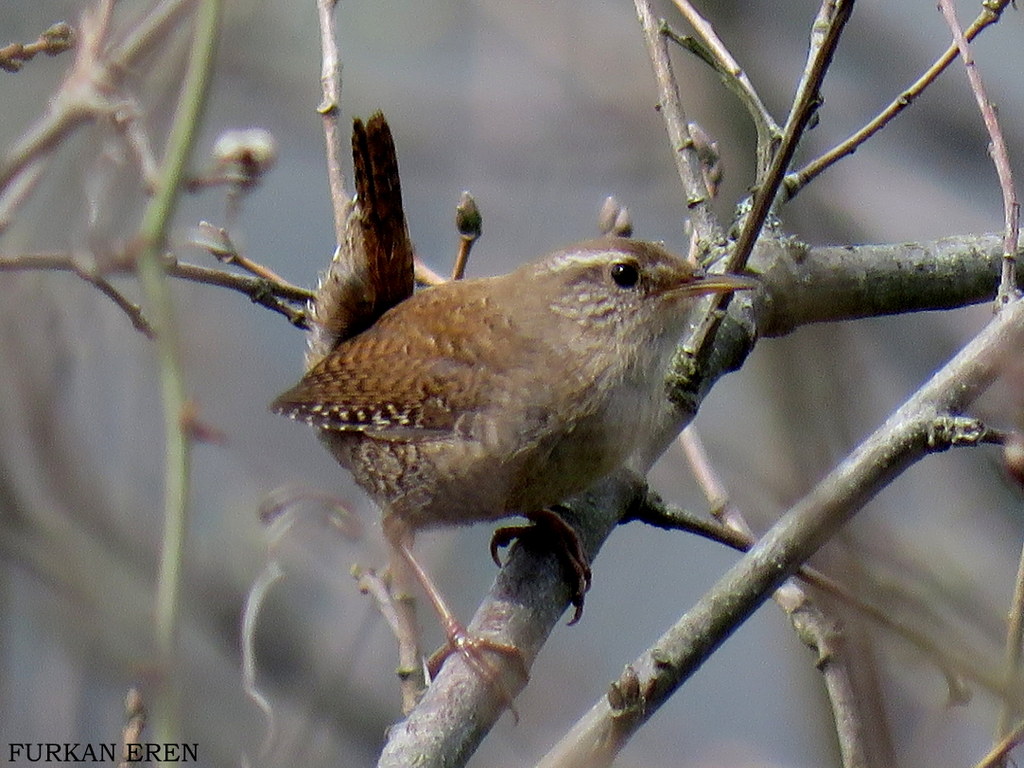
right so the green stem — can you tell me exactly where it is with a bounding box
[134,0,221,749]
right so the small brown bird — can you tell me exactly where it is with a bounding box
[272,237,754,648]
[271,114,755,686]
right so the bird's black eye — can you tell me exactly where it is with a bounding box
[610,261,640,288]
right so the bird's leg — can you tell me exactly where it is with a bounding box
[490,506,592,624]
[383,518,527,709]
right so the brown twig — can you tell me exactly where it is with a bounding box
[937,0,1020,308]
[0,249,314,330]
[785,0,1014,200]
[672,0,854,391]
[451,192,481,280]
[635,488,1021,707]
[414,257,447,287]
[997,544,1024,750]
[0,0,198,212]
[117,688,147,768]
[111,99,162,192]
[975,717,1024,768]
[81,271,156,339]
[678,426,873,767]
[0,160,47,234]
[0,22,75,73]
[191,220,290,283]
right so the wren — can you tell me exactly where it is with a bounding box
[271,237,754,629]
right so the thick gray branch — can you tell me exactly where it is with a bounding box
[753,233,1021,337]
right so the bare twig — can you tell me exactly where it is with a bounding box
[975,717,1024,768]
[668,0,855,398]
[937,0,1020,307]
[107,0,198,68]
[0,0,198,214]
[636,490,1022,707]
[414,257,447,287]
[316,0,349,244]
[241,560,282,765]
[191,220,290,283]
[633,0,724,250]
[0,250,313,330]
[997,545,1024,750]
[727,0,854,275]
[0,158,46,233]
[355,567,426,714]
[0,22,75,73]
[134,0,222,746]
[111,99,162,192]
[79,270,155,338]
[117,688,147,768]
[786,0,1014,199]
[451,192,481,280]
[667,1,781,181]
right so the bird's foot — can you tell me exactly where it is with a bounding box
[490,505,592,624]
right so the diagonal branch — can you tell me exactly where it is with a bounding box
[727,0,855,275]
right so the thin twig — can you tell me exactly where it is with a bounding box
[975,717,1024,768]
[78,271,155,338]
[451,191,481,280]
[134,0,222,746]
[355,567,425,714]
[636,493,1022,706]
[0,0,113,194]
[0,160,47,234]
[191,220,290,283]
[0,0,198,212]
[667,1,781,182]
[0,250,312,330]
[937,0,1020,307]
[786,0,1014,199]
[997,544,1024,749]
[112,98,162,192]
[673,0,855,385]
[727,0,854,275]
[316,0,349,244]
[116,688,147,768]
[414,257,447,286]
[241,561,282,765]
[107,0,198,70]
[633,0,724,250]
[0,22,75,73]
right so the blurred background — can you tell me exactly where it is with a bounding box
[1,1,1023,766]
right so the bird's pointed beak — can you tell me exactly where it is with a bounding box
[674,271,760,297]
